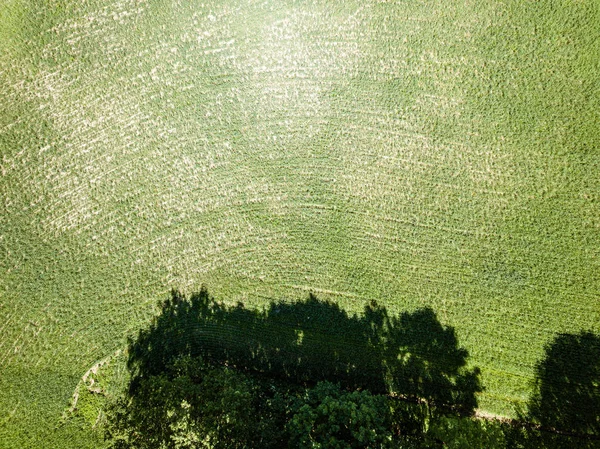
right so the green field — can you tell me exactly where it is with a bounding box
[1,0,599,447]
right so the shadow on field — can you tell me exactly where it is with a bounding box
[505,331,600,448]
[126,288,481,414]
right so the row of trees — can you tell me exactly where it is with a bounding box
[102,289,600,448]
[106,355,427,448]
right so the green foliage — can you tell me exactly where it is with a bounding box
[287,382,392,449]
[388,400,428,441]
[105,356,270,449]
[106,356,430,449]
[61,350,127,431]
[107,355,294,449]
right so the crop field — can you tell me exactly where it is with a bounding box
[1,0,599,447]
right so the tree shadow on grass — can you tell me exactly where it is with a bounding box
[126,288,481,415]
[506,331,600,448]
[529,331,600,436]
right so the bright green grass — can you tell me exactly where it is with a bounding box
[1,0,599,447]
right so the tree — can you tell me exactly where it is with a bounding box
[287,381,392,449]
[106,289,484,448]
[105,356,281,449]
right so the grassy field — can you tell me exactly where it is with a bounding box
[1,0,599,447]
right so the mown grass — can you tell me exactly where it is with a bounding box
[1,0,599,447]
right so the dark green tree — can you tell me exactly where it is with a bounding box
[105,356,285,449]
[105,289,484,448]
[287,382,392,449]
